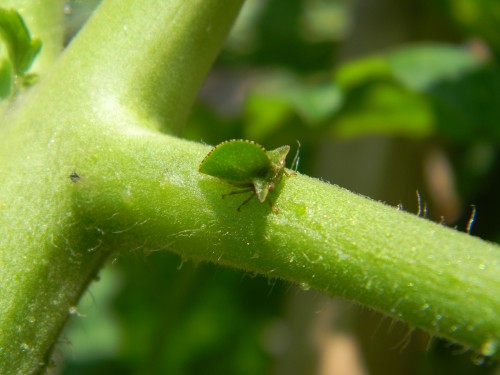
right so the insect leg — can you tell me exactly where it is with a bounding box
[222,187,254,199]
[267,198,279,213]
[237,192,257,212]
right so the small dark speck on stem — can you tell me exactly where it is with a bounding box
[70,172,80,183]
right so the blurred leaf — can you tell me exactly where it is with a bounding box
[388,43,481,91]
[386,43,500,142]
[213,43,499,145]
[244,75,342,141]
[334,53,434,138]
[0,8,41,75]
[332,43,500,141]
[288,82,343,124]
[335,56,392,90]
[245,92,294,140]
[333,82,434,138]
[429,65,500,142]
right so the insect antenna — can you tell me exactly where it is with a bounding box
[222,187,256,211]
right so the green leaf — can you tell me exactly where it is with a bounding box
[333,82,434,138]
[0,8,42,75]
[335,55,392,90]
[287,82,343,124]
[385,43,500,142]
[243,76,343,142]
[332,44,496,140]
[245,92,294,140]
[429,65,500,142]
[388,43,482,92]
[334,54,434,138]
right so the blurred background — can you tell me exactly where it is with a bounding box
[58,0,500,374]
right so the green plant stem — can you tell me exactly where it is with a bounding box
[70,132,500,361]
[0,0,244,373]
[52,0,244,133]
[0,0,499,374]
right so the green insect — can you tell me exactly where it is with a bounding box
[199,139,293,212]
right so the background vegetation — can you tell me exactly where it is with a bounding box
[2,0,499,374]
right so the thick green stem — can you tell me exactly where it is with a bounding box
[53,0,243,132]
[0,0,244,373]
[69,131,500,360]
